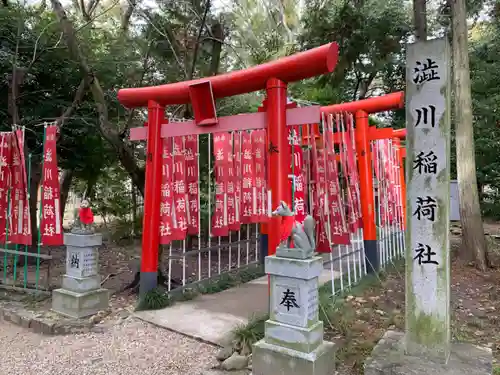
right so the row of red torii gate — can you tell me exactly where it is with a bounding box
[117,42,409,295]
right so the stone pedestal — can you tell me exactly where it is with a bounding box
[364,331,493,375]
[252,251,336,375]
[52,233,109,318]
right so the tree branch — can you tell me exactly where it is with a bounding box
[75,0,120,33]
[28,23,63,73]
[79,0,91,21]
[121,0,137,33]
[137,7,186,75]
[413,0,427,41]
[188,0,210,80]
[55,78,87,129]
[8,18,24,126]
[119,40,153,137]
[51,0,145,195]
[87,0,101,18]
[358,71,377,100]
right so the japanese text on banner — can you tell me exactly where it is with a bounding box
[184,135,199,235]
[241,131,255,224]
[289,126,306,223]
[172,136,188,240]
[252,130,267,222]
[229,133,242,231]
[0,133,12,243]
[40,125,62,245]
[212,133,230,236]
[160,137,174,244]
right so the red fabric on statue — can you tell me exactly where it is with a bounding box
[280,215,295,244]
[79,207,94,225]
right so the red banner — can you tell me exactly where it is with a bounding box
[19,129,31,245]
[229,132,242,231]
[289,126,306,223]
[345,115,363,231]
[39,125,62,245]
[252,130,266,222]
[390,142,403,227]
[212,133,230,236]
[0,133,12,243]
[159,137,174,244]
[227,133,241,231]
[10,130,31,245]
[386,140,398,225]
[184,135,199,235]
[325,116,350,245]
[377,139,397,227]
[311,132,330,253]
[241,131,255,224]
[172,137,188,240]
[336,115,358,233]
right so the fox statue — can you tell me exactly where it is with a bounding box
[272,201,316,256]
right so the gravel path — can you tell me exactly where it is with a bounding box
[0,318,218,375]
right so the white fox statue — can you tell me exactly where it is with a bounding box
[272,200,316,255]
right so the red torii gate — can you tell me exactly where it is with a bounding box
[118,43,339,295]
[318,92,406,272]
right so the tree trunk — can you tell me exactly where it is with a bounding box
[413,0,427,41]
[209,22,223,76]
[85,173,98,200]
[60,168,74,218]
[451,0,489,270]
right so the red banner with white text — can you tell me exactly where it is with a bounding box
[0,133,12,243]
[184,135,199,235]
[229,132,242,231]
[227,133,241,231]
[252,130,267,222]
[10,129,31,245]
[241,131,255,224]
[172,137,188,240]
[289,126,306,223]
[40,125,62,245]
[325,116,350,245]
[212,133,230,236]
[159,137,174,244]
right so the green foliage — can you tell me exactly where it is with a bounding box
[231,314,267,353]
[298,0,411,101]
[468,20,500,216]
[84,165,133,219]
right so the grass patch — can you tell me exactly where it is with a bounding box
[493,365,500,375]
[231,314,267,354]
[136,287,173,311]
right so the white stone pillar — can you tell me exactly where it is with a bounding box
[364,37,493,375]
[405,37,451,363]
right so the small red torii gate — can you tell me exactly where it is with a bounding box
[118,43,339,295]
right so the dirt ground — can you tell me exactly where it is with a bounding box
[325,221,500,374]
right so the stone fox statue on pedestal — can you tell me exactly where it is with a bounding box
[272,201,316,255]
